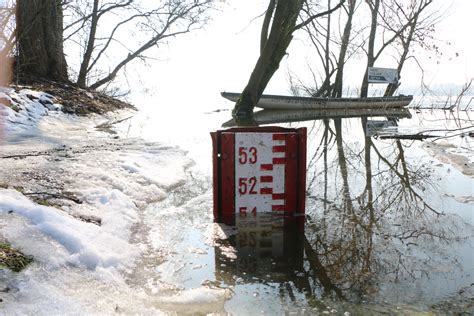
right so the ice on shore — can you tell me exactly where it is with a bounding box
[0,87,229,314]
[0,188,138,270]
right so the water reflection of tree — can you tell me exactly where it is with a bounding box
[303,117,469,301]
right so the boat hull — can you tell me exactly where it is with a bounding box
[221,108,412,127]
[221,92,413,110]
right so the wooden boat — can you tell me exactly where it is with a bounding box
[221,92,413,110]
[221,108,412,127]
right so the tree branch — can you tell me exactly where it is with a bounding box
[294,0,346,31]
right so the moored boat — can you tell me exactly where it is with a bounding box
[221,108,412,127]
[221,92,413,110]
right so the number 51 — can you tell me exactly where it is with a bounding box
[239,206,257,216]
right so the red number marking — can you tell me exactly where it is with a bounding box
[238,178,247,194]
[238,177,258,195]
[238,147,258,164]
[249,147,257,164]
[248,177,257,194]
[238,147,247,164]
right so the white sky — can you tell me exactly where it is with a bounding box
[423,0,474,86]
[123,0,473,110]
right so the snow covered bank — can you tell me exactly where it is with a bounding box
[0,188,139,270]
[0,86,233,314]
[0,87,60,139]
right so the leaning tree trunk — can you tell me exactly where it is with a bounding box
[232,0,304,125]
[16,0,68,83]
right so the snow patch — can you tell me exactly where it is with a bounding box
[119,151,194,189]
[0,189,139,270]
[156,287,233,315]
[1,89,57,130]
[204,224,238,259]
[423,141,474,177]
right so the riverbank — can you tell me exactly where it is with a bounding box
[0,85,232,314]
[1,81,135,116]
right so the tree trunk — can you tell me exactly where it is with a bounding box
[332,0,356,98]
[324,0,331,83]
[16,0,68,83]
[384,15,418,96]
[0,44,12,87]
[232,0,303,125]
[77,0,99,88]
[260,0,276,54]
[360,0,380,98]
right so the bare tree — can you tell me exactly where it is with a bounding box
[360,0,437,97]
[0,1,15,55]
[289,0,441,101]
[289,0,364,99]
[359,0,381,98]
[232,0,345,125]
[63,0,213,90]
[297,0,339,97]
[303,0,358,97]
[382,0,437,96]
[331,0,357,97]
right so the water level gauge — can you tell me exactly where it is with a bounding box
[211,127,306,225]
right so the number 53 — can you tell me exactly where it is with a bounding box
[238,147,257,164]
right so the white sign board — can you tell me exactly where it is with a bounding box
[368,67,398,84]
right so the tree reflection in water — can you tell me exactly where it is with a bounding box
[304,116,473,304]
[215,114,473,311]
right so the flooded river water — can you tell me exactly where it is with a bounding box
[1,93,472,314]
[119,107,473,314]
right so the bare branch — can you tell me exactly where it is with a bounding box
[89,2,210,89]
[63,0,213,89]
[294,0,346,31]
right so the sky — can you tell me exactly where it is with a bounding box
[411,0,473,88]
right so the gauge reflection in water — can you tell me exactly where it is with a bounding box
[215,213,305,285]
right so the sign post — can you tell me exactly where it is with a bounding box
[211,127,306,225]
